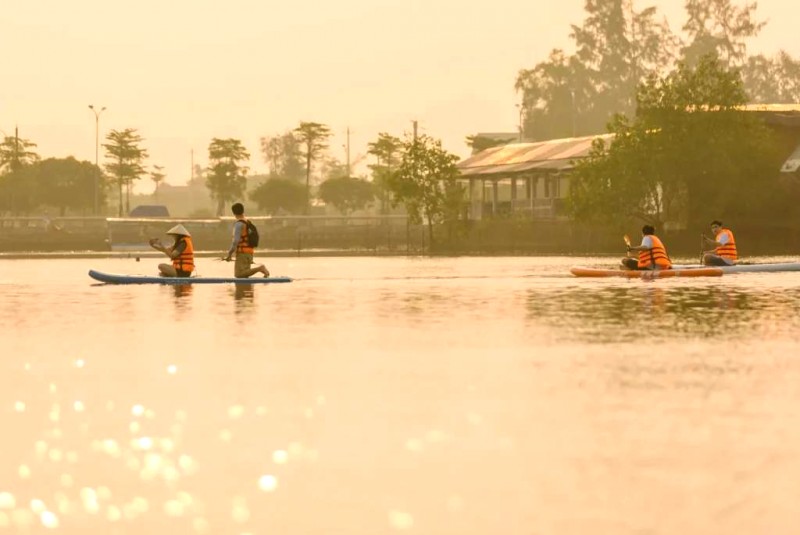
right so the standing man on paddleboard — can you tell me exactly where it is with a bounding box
[223,203,270,278]
[149,224,195,277]
[621,225,672,270]
[702,220,737,266]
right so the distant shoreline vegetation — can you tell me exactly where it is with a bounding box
[3,216,800,258]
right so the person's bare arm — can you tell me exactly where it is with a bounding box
[224,221,243,261]
[149,239,179,259]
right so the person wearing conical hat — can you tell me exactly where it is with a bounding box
[148,224,195,277]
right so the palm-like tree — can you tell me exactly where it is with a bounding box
[293,122,331,214]
[206,138,250,215]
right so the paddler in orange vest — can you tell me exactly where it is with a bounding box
[621,224,672,270]
[702,220,737,266]
[148,224,195,277]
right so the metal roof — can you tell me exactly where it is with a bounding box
[458,103,800,179]
[457,134,613,178]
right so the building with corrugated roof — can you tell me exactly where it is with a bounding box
[457,134,610,220]
[458,105,800,221]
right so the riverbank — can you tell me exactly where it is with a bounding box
[3,216,800,258]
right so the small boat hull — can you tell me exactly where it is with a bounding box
[89,270,293,285]
[673,262,800,273]
[570,267,723,278]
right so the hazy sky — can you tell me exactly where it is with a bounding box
[2,0,798,192]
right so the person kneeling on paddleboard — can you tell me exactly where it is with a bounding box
[621,225,672,271]
[149,224,195,277]
[223,202,270,278]
[701,220,737,266]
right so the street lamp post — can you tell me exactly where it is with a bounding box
[88,105,106,215]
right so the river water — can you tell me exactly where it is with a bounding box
[1,255,800,534]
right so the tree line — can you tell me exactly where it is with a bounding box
[513,0,800,143]
[0,123,465,244]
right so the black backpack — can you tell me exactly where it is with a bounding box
[244,219,260,248]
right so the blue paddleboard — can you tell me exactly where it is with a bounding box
[89,269,293,285]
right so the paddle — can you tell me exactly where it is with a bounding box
[700,233,705,264]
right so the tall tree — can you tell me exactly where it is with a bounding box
[680,0,765,67]
[0,131,40,214]
[741,51,800,103]
[260,131,305,181]
[250,177,306,215]
[206,137,250,216]
[516,0,676,140]
[367,132,403,215]
[0,133,39,174]
[293,122,331,214]
[190,163,206,186]
[33,157,99,216]
[387,134,461,246]
[103,129,148,217]
[318,176,376,215]
[568,54,777,229]
[150,165,166,197]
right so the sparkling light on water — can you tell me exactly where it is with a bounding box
[40,510,59,529]
[107,505,122,522]
[80,488,99,514]
[231,496,250,523]
[164,499,186,517]
[134,437,154,450]
[30,499,46,514]
[0,492,15,509]
[18,465,31,480]
[405,438,423,452]
[388,510,414,530]
[257,475,277,492]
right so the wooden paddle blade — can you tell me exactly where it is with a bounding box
[623,234,631,247]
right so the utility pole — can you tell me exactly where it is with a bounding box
[88,105,107,215]
[346,127,351,177]
[412,120,418,142]
[191,149,194,183]
[13,126,19,172]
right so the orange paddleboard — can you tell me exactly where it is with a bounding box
[570,267,723,278]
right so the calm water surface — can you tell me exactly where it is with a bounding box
[2,256,800,534]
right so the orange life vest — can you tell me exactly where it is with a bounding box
[715,228,737,261]
[236,220,254,254]
[172,236,195,273]
[638,234,671,269]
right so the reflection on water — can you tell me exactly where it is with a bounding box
[2,257,800,534]
[232,283,254,303]
[525,285,800,342]
[172,284,193,299]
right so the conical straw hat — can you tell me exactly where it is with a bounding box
[166,224,191,236]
